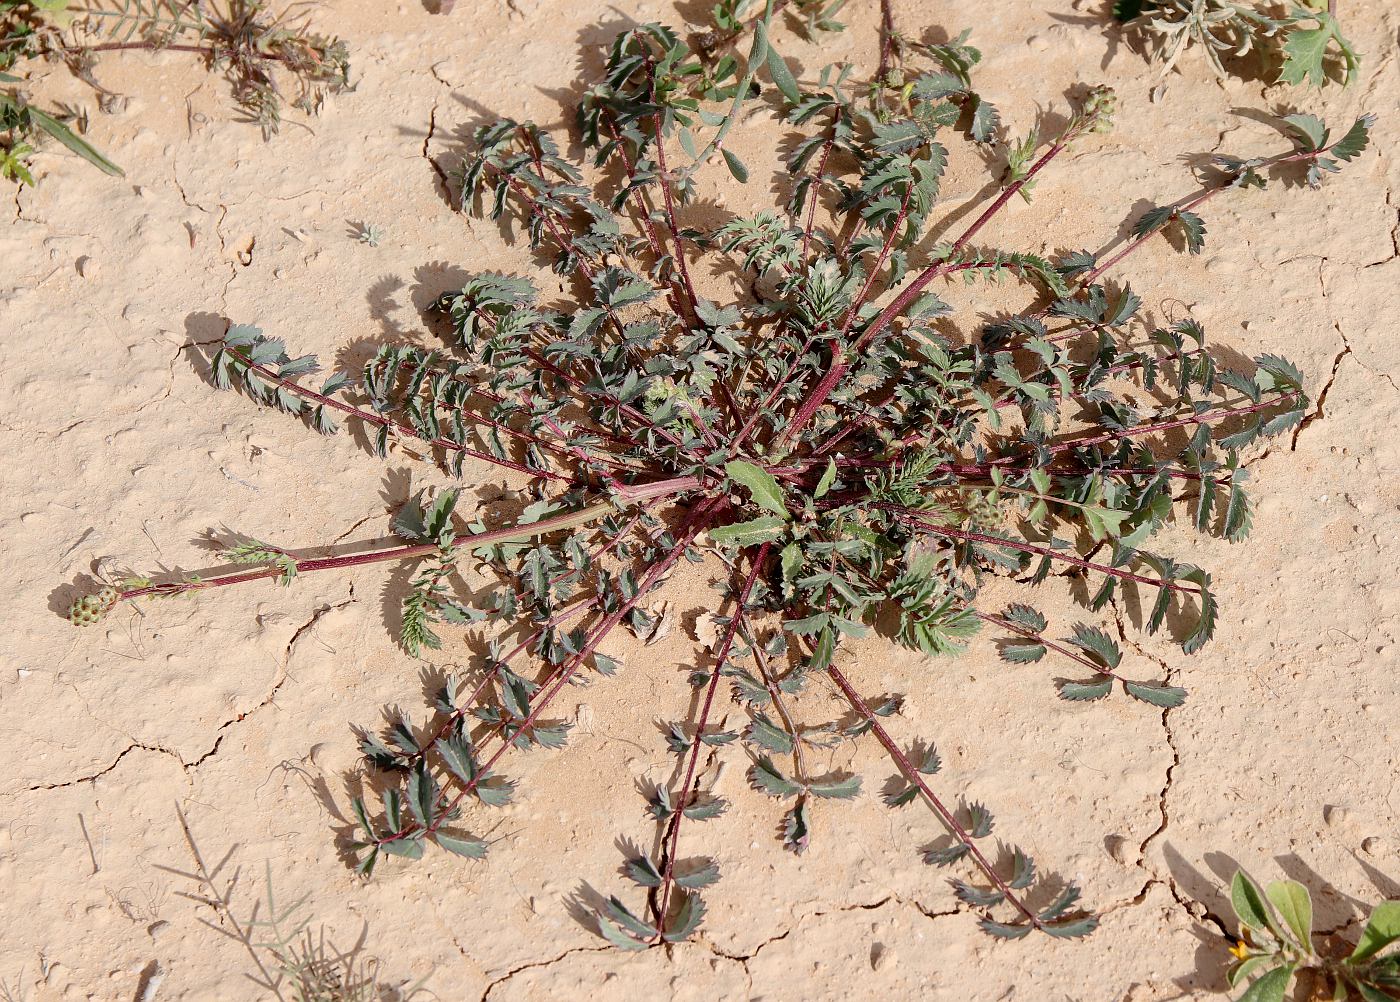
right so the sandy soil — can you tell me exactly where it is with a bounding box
[2,0,1398,999]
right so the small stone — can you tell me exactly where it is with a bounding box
[147,920,169,941]
[1324,805,1352,828]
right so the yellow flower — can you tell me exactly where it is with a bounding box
[1228,937,1251,961]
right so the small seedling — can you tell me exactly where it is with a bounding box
[1113,0,1359,87]
[68,0,1372,947]
[350,221,383,247]
[1226,869,1400,1001]
[2,0,350,184]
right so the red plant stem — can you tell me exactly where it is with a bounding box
[604,116,669,263]
[650,113,703,326]
[379,499,720,847]
[1069,146,1330,299]
[1039,392,1298,456]
[974,611,1130,683]
[602,113,699,324]
[226,348,574,484]
[804,391,1292,487]
[838,185,913,338]
[877,0,897,83]
[825,662,1042,929]
[652,542,771,934]
[117,483,696,602]
[780,138,1074,446]
[740,611,807,781]
[391,506,658,770]
[876,503,1201,595]
[800,116,840,261]
[83,42,212,57]
[522,348,698,456]
[727,332,821,453]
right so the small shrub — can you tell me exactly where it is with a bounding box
[70,0,1372,946]
[1226,868,1400,1000]
[2,0,350,184]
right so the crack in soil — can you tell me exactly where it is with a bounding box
[423,99,449,199]
[478,945,613,1001]
[10,598,353,797]
[1106,602,1232,941]
[1290,335,1351,450]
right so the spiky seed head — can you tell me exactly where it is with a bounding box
[1082,85,1118,134]
[68,587,118,627]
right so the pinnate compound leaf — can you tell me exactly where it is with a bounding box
[675,858,721,889]
[967,801,994,837]
[1068,624,1122,669]
[1002,603,1046,633]
[999,641,1047,664]
[626,855,663,887]
[1058,677,1113,702]
[953,880,1004,908]
[807,773,861,800]
[597,917,649,950]
[979,918,1032,939]
[750,756,802,799]
[1282,113,1327,152]
[924,843,970,867]
[1331,114,1375,161]
[662,889,706,942]
[436,833,489,859]
[1125,681,1187,709]
[1042,916,1099,939]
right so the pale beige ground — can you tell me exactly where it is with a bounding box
[2,1,1397,999]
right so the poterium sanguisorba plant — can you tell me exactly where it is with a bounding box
[67,0,1373,946]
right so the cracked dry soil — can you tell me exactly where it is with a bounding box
[2,1,1399,999]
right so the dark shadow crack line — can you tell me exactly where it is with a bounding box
[1107,601,1231,941]
[1290,334,1351,451]
[705,893,960,967]
[479,945,614,1002]
[424,99,449,196]
[9,597,354,797]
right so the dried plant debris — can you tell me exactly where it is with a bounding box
[2,0,350,183]
[168,809,428,1002]
[70,0,1374,947]
[1113,0,1359,87]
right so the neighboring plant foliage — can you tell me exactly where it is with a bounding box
[1113,0,1359,87]
[67,0,1372,948]
[1,0,350,184]
[1227,869,1400,1001]
[170,809,428,1002]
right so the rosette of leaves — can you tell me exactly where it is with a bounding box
[1227,869,1400,1001]
[1113,0,1359,87]
[1,0,349,184]
[71,0,1372,947]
